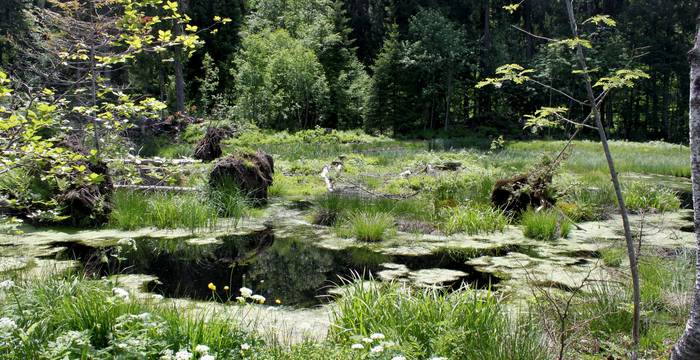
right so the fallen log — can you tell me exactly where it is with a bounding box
[113,184,199,192]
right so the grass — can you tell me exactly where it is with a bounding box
[505,140,690,177]
[440,203,509,235]
[110,190,221,231]
[331,280,547,360]
[311,194,433,225]
[623,181,681,213]
[0,275,257,359]
[345,211,395,242]
[521,209,572,241]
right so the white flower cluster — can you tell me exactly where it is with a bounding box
[116,237,137,251]
[0,317,17,336]
[349,333,402,357]
[112,287,130,301]
[161,345,215,360]
[236,287,266,304]
[0,279,14,292]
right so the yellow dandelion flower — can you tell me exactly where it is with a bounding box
[275,299,281,305]
[208,282,216,291]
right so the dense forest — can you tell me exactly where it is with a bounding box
[1,0,696,142]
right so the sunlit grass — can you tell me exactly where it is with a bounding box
[521,209,572,241]
[110,190,220,231]
[331,279,547,360]
[440,203,509,235]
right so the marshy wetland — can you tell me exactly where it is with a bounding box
[0,128,695,359]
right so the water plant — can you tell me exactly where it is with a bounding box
[346,211,395,242]
[440,203,509,235]
[521,209,571,241]
[623,182,681,213]
[110,190,219,231]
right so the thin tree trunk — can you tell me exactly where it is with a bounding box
[89,0,100,156]
[445,70,453,130]
[672,25,700,360]
[564,2,640,358]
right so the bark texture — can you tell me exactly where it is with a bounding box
[209,151,275,203]
[671,26,700,360]
[564,1,641,357]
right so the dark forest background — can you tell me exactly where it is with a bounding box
[1,0,697,142]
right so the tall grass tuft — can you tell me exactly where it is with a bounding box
[110,190,220,231]
[346,211,395,242]
[623,182,681,213]
[440,203,509,235]
[331,279,547,360]
[521,209,571,241]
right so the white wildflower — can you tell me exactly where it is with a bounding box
[350,343,364,350]
[194,344,210,355]
[174,350,192,360]
[159,349,174,360]
[429,357,447,360]
[370,345,384,353]
[370,333,385,340]
[0,317,17,334]
[235,296,245,303]
[116,238,137,250]
[200,356,215,360]
[240,343,251,350]
[250,294,266,304]
[0,280,14,291]
[112,287,130,301]
[391,357,406,360]
[362,337,373,343]
[239,287,253,298]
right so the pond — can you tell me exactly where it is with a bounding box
[45,226,501,307]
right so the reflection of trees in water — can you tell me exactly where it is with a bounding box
[248,239,335,306]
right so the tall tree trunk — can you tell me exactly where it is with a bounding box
[89,0,100,156]
[672,25,700,360]
[564,2,641,358]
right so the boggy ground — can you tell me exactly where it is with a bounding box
[0,128,695,359]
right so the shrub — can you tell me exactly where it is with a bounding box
[441,204,508,235]
[623,182,681,213]
[521,209,571,241]
[346,211,395,242]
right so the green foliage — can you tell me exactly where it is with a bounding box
[345,211,395,242]
[601,247,626,268]
[110,190,224,231]
[440,204,509,235]
[332,281,547,360]
[365,25,404,133]
[0,276,256,359]
[233,29,330,129]
[623,182,681,213]
[521,209,571,241]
